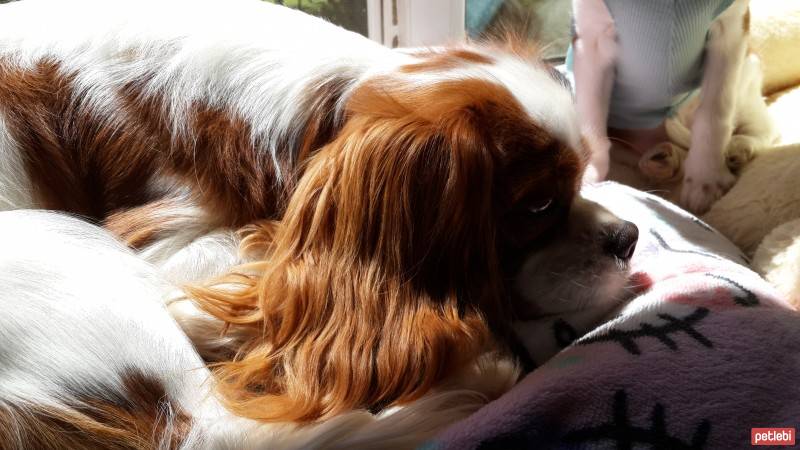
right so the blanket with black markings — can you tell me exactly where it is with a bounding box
[425,182,800,450]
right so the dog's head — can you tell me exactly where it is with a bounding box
[191,45,635,422]
[513,196,639,318]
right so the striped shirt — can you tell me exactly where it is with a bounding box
[568,0,736,129]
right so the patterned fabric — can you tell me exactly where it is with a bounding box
[425,182,800,449]
[568,0,736,129]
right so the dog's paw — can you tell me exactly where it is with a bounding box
[680,162,736,214]
[725,135,757,173]
[638,142,686,182]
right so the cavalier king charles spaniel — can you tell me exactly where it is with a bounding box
[0,0,638,447]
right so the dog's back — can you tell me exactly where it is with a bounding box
[0,0,394,224]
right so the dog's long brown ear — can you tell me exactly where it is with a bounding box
[188,76,521,422]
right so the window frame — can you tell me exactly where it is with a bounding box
[371,0,466,48]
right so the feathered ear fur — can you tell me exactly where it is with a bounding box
[188,75,531,422]
[467,1,540,59]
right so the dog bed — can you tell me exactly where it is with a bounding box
[425,182,799,449]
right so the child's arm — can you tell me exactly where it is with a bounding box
[572,0,617,182]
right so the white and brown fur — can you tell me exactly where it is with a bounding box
[0,210,524,449]
[573,0,778,213]
[0,0,639,447]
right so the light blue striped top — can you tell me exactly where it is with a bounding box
[568,0,736,129]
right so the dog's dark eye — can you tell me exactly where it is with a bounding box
[528,198,554,214]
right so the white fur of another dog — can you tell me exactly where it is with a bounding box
[0,210,518,449]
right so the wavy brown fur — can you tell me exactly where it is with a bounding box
[188,68,582,422]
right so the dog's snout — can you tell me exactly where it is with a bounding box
[603,221,639,261]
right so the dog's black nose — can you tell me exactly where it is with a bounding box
[604,221,639,261]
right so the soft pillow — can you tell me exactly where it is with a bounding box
[428,183,799,449]
[751,1,800,95]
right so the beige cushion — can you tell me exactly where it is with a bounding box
[751,1,800,95]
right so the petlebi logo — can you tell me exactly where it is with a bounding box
[751,428,795,446]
